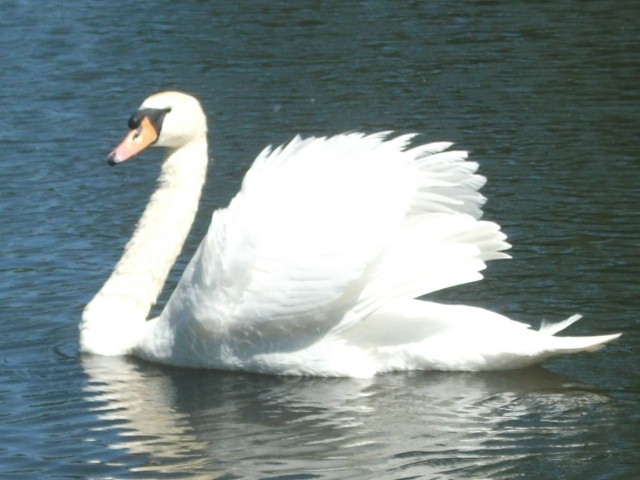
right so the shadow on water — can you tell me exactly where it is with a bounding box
[81,355,615,479]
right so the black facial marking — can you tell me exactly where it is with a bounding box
[127,107,172,133]
[127,110,146,130]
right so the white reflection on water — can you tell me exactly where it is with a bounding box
[82,356,613,479]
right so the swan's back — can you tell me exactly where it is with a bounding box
[137,132,511,373]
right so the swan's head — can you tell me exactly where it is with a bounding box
[108,91,207,165]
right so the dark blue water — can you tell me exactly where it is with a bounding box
[1,0,639,478]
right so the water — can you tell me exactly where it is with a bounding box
[1,0,639,478]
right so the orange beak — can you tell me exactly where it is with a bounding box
[108,116,159,165]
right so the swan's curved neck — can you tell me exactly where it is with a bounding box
[80,139,208,355]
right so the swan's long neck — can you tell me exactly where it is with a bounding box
[80,139,208,355]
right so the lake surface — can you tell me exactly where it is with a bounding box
[1,0,639,478]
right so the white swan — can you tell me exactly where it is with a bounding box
[80,91,620,377]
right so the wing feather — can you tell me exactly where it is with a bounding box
[157,132,509,358]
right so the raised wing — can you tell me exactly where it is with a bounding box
[152,133,508,364]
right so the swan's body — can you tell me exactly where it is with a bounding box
[80,91,619,377]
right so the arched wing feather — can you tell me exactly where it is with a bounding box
[155,133,509,362]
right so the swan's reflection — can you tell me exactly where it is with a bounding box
[82,355,214,476]
[82,356,612,478]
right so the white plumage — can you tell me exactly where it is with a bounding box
[80,91,619,377]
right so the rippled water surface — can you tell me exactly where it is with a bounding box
[1,0,639,478]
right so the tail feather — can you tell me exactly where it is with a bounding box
[548,332,622,354]
[539,314,583,335]
[539,314,621,353]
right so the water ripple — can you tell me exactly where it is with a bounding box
[1,0,639,478]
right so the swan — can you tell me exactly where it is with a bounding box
[80,91,620,377]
